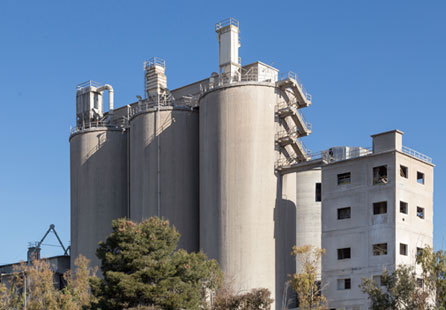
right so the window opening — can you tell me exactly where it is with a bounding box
[315,183,322,202]
[337,172,351,185]
[417,207,425,219]
[417,172,425,184]
[417,247,423,258]
[400,165,408,178]
[417,278,424,288]
[373,243,388,256]
[337,278,351,290]
[373,201,387,215]
[373,275,383,286]
[337,248,351,260]
[400,201,408,214]
[337,207,351,220]
[400,243,408,256]
[373,165,388,185]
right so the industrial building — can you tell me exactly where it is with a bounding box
[69,18,434,310]
[321,131,433,310]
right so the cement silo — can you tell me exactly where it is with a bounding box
[70,82,128,269]
[200,82,277,296]
[129,59,199,253]
[295,168,322,266]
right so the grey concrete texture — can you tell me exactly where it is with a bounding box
[129,107,199,253]
[70,129,128,270]
[199,84,278,300]
[321,133,434,310]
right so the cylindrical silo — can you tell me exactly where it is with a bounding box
[199,83,277,298]
[129,105,199,253]
[70,128,128,269]
[295,168,322,271]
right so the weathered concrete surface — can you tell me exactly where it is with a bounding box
[70,129,128,270]
[322,132,434,310]
[129,107,199,253]
[199,84,277,305]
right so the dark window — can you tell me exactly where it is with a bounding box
[417,207,425,219]
[373,201,387,215]
[337,172,351,185]
[417,172,425,184]
[400,165,408,178]
[337,248,351,260]
[400,201,408,214]
[315,183,321,202]
[344,278,351,289]
[417,247,423,257]
[373,166,388,185]
[373,275,383,286]
[337,278,351,290]
[417,278,424,288]
[337,207,351,220]
[373,243,388,256]
[400,243,408,256]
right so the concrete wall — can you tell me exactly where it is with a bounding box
[70,128,128,269]
[129,106,199,252]
[199,83,277,303]
[321,145,434,310]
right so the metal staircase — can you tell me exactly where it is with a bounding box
[275,71,313,172]
[277,71,312,108]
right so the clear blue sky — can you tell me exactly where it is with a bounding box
[0,0,445,264]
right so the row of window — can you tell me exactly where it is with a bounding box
[336,276,423,291]
[337,244,423,260]
[337,165,425,186]
[336,201,425,220]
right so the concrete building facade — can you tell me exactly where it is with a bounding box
[321,130,434,310]
[69,18,434,310]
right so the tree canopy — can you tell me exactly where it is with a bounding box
[90,217,222,310]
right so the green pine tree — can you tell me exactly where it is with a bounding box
[90,217,222,310]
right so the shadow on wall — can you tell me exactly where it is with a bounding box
[131,109,200,253]
[275,174,297,310]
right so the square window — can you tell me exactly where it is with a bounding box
[373,275,383,286]
[417,247,423,258]
[337,207,351,220]
[315,183,322,202]
[338,172,351,185]
[417,172,425,184]
[400,165,408,178]
[417,207,425,219]
[337,278,351,290]
[373,243,388,256]
[373,166,388,185]
[400,201,408,214]
[400,243,408,256]
[337,248,351,260]
[417,278,424,288]
[373,201,387,215]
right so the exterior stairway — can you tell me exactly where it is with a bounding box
[275,71,313,172]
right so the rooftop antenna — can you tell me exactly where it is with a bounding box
[27,224,70,263]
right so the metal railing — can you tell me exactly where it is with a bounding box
[70,120,124,135]
[279,71,312,102]
[215,18,239,31]
[144,57,166,69]
[76,80,102,90]
[402,146,432,164]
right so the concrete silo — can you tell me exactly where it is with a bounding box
[70,82,128,269]
[129,59,199,252]
[199,18,279,299]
